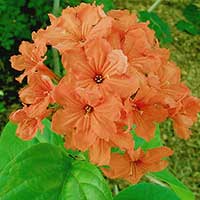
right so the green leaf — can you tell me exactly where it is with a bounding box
[0,119,64,172]
[68,0,114,11]
[36,118,64,147]
[138,11,173,44]
[0,121,112,199]
[0,143,72,200]
[114,182,180,200]
[0,122,37,173]
[61,160,113,200]
[84,0,114,12]
[0,143,112,200]
[68,0,82,6]
[183,4,200,26]
[176,20,199,35]
[131,124,162,150]
[149,169,195,200]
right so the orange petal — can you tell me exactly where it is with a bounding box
[172,114,193,139]
[89,139,111,166]
[142,146,173,164]
[74,116,97,151]
[102,152,130,179]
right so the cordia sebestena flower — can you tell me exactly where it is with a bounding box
[10,3,200,183]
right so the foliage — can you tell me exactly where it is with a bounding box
[0,0,54,51]
[114,183,180,200]
[149,169,195,200]
[176,4,200,35]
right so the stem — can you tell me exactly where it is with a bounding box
[52,48,61,76]
[146,175,168,187]
[53,0,60,16]
[148,0,162,12]
[113,184,119,196]
[52,0,61,76]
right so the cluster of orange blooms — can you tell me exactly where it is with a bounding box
[10,3,200,183]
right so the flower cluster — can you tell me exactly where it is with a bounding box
[10,3,200,183]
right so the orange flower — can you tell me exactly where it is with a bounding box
[10,41,56,83]
[62,38,139,99]
[103,147,173,184]
[19,73,55,106]
[107,10,137,49]
[147,62,190,109]
[89,122,134,166]
[89,138,111,166]
[124,86,168,141]
[33,3,112,53]
[9,104,50,140]
[172,96,200,139]
[52,78,122,151]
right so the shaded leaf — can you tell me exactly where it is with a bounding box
[114,182,180,200]
[84,0,114,12]
[138,11,173,44]
[176,20,199,35]
[183,4,200,26]
[68,0,114,12]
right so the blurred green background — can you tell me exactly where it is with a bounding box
[0,0,199,198]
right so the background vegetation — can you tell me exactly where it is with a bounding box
[0,0,199,198]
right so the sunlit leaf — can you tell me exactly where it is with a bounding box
[149,169,195,200]
[114,182,180,200]
[0,143,72,200]
[0,119,64,172]
[61,160,113,200]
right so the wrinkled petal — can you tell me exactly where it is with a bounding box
[89,139,111,166]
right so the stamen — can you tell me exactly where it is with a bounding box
[130,88,140,100]
[94,74,104,84]
[84,104,94,114]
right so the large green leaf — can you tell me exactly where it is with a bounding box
[131,124,162,150]
[60,160,113,200]
[138,11,173,44]
[0,143,71,200]
[0,122,37,172]
[0,119,64,172]
[0,143,112,200]
[149,169,195,200]
[114,182,180,200]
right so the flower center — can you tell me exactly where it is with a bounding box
[94,74,104,84]
[84,104,94,114]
